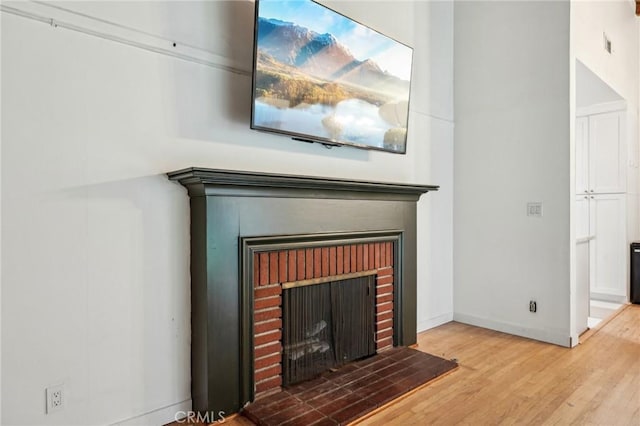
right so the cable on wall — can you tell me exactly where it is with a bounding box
[0,2,252,77]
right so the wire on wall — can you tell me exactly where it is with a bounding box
[0,2,252,77]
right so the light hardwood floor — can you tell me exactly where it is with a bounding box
[225,305,640,426]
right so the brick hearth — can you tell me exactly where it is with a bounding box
[253,242,395,397]
[242,347,459,426]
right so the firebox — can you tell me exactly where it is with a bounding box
[167,168,437,416]
[282,274,376,385]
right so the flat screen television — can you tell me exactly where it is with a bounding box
[250,0,414,154]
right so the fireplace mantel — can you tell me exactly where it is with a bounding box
[168,168,437,417]
[168,167,437,200]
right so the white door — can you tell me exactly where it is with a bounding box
[588,111,626,194]
[576,195,590,239]
[576,241,590,334]
[589,194,626,300]
[575,117,589,195]
[575,195,590,335]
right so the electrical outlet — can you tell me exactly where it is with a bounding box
[46,384,64,414]
[529,300,537,313]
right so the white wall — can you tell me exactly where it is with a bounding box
[0,1,454,424]
[415,0,455,332]
[576,60,624,108]
[454,1,572,346]
[0,7,3,422]
[571,0,640,313]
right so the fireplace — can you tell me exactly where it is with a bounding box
[168,168,437,416]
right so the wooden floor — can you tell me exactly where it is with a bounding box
[223,305,640,426]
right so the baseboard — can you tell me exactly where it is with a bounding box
[590,292,627,304]
[453,313,571,347]
[111,399,192,426]
[417,312,453,333]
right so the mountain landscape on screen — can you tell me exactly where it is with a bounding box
[256,18,409,100]
[251,1,413,154]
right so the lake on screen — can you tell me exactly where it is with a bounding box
[254,98,394,148]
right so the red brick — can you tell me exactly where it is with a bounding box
[376,319,393,331]
[356,244,363,272]
[350,245,356,272]
[343,245,351,273]
[255,330,282,346]
[348,245,355,272]
[377,284,393,295]
[255,352,281,370]
[376,311,393,322]
[280,409,325,426]
[337,246,344,275]
[377,266,394,277]
[369,245,375,269]
[377,293,393,304]
[377,328,393,340]
[259,253,269,286]
[376,337,393,351]
[314,248,322,278]
[363,244,369,270]
[255,319,282,334]
[269,252,279,284]
[255,308,281,322]
[288,251,297,282]
[386,242,393,266]
[329,247,337,275]
[279,251,288,283]
[374,243,381,269]
[255,285,282,299]
[255,296,281,310]
[306,248,314,279]
[255,376,282,393]
[376,301,393,313]
[255,341,282,359]
[377,275,394,286]
[297,249,306,280]
[254,253,260,287]
[255,364,282,382]
[380,243,386,268]
[321,247,329,277]
[255,386,282,400]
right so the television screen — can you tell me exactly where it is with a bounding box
[251,0,413,154]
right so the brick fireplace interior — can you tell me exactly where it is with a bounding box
[252,241,396,397]
[167,168,437,417]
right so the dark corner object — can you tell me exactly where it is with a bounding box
[631,242,640,304]
[167,167,437,416]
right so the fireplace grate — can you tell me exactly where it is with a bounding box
[282,275,376,386]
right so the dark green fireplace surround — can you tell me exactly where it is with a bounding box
[168,168,437,416]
